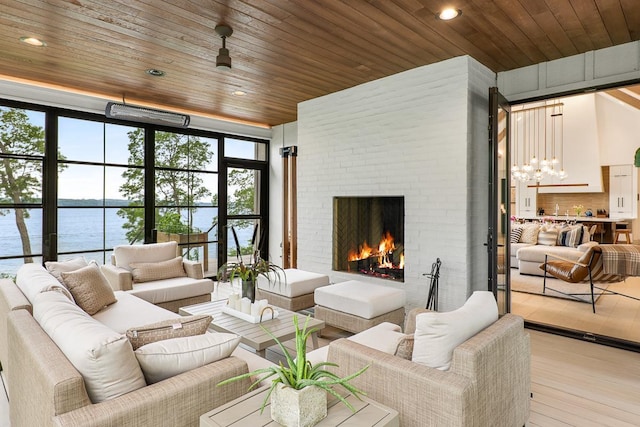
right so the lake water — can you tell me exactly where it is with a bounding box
[0,206,254,275]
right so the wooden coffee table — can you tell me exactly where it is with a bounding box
[179,299,325,357]
[200,385,399,426]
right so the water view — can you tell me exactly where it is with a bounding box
[0,203,259,276]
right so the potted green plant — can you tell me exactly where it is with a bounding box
[218,316,369,427]
[217,225,284,302]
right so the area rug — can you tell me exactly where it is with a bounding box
[510,269,621,304]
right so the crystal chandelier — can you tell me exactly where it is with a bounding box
[511,102,567,183]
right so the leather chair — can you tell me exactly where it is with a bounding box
[540,246,624,313]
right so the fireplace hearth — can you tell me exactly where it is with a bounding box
[333,196,404,282]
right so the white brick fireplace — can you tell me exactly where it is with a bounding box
[270,56,495,311]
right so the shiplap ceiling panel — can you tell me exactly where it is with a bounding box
[0,0,639,126]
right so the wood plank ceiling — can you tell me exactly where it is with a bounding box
[1,0,640,127]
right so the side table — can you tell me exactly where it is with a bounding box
[200,386,399,426]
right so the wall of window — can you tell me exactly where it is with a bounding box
[0,107,45,276]
[0,99,269,278]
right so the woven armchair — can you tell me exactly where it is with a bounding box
[327,308,530,427]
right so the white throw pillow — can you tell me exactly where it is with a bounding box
[33,290,146,403]
[16,263,63,303]
[114,241,178,270]
[135,332,240,384]
[412,291,498,370]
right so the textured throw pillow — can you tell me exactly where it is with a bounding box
[394,334,414,360]
[519,224,540,244]
[510,227,523,244]
[45,256,89,284]
[126,315,212,350]
[129,256,187,283]
[135,332,241,384]
[61,263,117,315]
[537,226,558,246]
[412,291,498,370]
[33,290,146,403]
[564,225,584,248]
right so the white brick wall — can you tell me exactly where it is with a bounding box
[272,56,494,311]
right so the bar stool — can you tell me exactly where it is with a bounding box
[614,229,632,244]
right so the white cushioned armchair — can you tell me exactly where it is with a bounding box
[100,241,214,312]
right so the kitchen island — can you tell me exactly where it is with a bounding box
[522,216,631,243]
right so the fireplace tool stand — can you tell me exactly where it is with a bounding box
[423,258,442,311]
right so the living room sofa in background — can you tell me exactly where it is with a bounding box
[511,222,597,276]
[100,241,214,312]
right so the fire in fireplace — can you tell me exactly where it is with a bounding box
[333,196,404,282]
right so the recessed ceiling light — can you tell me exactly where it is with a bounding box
[19,36,46,47]
[231,90,246,96]
[436,8,462,21]
[145,69,166,77]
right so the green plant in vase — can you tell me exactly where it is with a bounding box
[218,316,369,427]
[217,225,284,302]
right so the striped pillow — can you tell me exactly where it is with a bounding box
[556,225,570,245]
[510,227,523,244]
[564,225,584,248]
[537,226,558,246]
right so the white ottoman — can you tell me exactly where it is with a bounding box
[256,268,330,311]
[314,280,406,334]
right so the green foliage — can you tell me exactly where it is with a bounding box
[217,316,369,413]
[0,107,65,262]
[156,211,201,234]
[0,108,46,212]
[117,130,214,243]
[228,169,256,215]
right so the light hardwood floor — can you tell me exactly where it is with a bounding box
[512,275,640,343]
[2,284,639,426]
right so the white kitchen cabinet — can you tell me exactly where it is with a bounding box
[516,181,537,218]
[609,164,637,219]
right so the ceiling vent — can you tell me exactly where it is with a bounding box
[105,102,190,128]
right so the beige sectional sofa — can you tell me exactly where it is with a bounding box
[0,263,271,427]
[511,222,598,276]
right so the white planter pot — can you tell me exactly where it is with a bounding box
[271,383,327,427]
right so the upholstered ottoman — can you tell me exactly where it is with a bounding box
[314,280,406,334]
[256,268,330,311]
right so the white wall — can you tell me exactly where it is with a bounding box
[534,94,604,193]
[288,56,495,311]
[596,93,640,165]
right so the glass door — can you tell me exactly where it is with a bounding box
[488,87,511,315]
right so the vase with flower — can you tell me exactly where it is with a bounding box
[573,204,584,217]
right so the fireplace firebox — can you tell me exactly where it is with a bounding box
[333,196,404,282]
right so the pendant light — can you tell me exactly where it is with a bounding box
[215,24,233,70]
